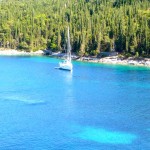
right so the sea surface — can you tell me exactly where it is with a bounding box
[0,56,150,150]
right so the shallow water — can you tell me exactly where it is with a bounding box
[0,56,150,149]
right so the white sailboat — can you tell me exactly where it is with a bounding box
[59,27,73,71]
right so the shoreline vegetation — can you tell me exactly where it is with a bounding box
[0,49,150,67]
[0,0,149,59]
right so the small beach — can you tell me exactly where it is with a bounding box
[0,49,45,56]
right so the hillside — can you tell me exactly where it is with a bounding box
[0,0,149,57]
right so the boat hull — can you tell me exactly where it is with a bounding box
[59,61,73,71]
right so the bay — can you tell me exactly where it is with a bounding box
[0,56,150,150]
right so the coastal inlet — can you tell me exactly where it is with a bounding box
[0,56,150,149]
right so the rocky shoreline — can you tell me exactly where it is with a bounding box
[77,56,150,67]
[51,51,150,67]
[0,49,150,67]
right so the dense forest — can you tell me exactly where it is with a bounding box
[0,0,150,56]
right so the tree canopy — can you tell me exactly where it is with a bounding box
[0,0,149,56]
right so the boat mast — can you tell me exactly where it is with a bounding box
[67,26,71,62]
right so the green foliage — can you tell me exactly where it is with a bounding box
[135,51,139,58]
[0,0,149,57]
[17,42,29,50]
[90,50,99,56]
[50,43,58,51]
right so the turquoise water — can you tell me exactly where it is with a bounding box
[0,56,150,149]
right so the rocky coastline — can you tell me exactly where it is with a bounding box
[0,49,150,67]
[51,51,150,67]
[77,56,150,67]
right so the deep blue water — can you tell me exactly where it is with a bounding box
[0,56,150,150]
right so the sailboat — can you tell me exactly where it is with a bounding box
[59,27,73,71]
